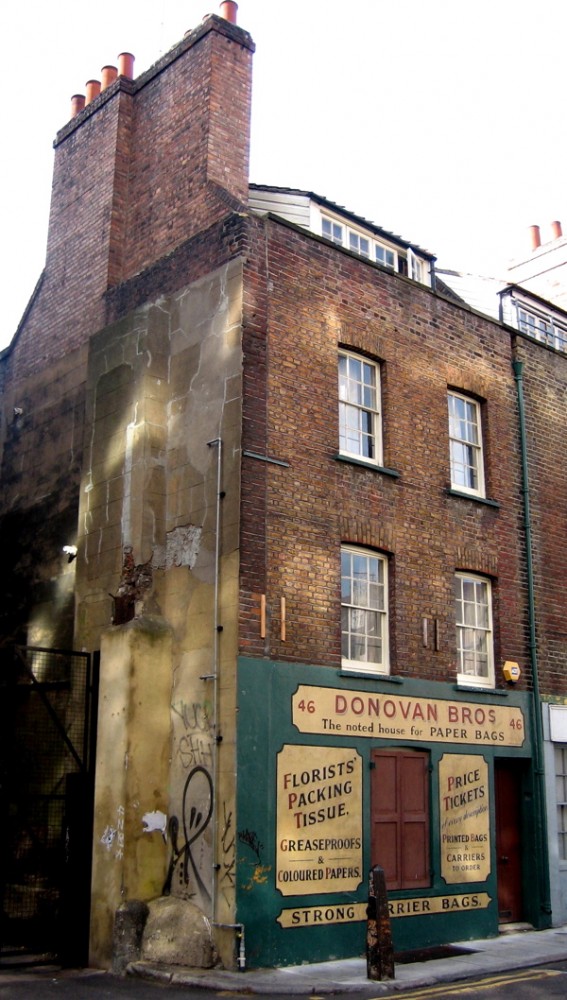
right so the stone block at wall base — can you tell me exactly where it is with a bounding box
[141,896,216,967]
[113,899,149,974]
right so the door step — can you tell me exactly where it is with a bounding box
[498,922,534,935]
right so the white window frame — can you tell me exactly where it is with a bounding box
[454,573,494,688]
[322,216,344,245]
[448,391,485,497]
[555,746,567,862]
[516,303,567,353]
[319,210,428,285]
[338,350,382,465]
[375,243,396,270]
[349,231,370,258]
[341,546,389,674]
[407,247,424,283]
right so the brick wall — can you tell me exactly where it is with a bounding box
[514,334,567,696]
[6,94,128,381]
[3,15,253,383]
[239,216,529,688]
[121,22,253,282]
[0,13,253,647]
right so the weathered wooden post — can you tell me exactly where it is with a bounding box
[366,865,395,981]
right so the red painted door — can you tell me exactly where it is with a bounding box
[495,760,523,923]
[371,749,430,890]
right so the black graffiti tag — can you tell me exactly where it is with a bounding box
[220,802,236,889]
[172,700,213,733]
[163,765,213,902]
[238,828,264,863]
[178,732,213,770]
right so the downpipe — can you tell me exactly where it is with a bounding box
[204,441,246,970]
[513,358,552,920]
[204,438,223,922]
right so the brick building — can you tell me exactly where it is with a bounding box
[507,220,567,314]
[1,2,567,973]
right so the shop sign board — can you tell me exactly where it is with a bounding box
[276,744,363,895]
[276,892,492,928]
[387,892,491,918]
[292,685,525,747]
[277,902,367,928]
[439,754,490,883]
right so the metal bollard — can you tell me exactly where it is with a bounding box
[366,865,395,981]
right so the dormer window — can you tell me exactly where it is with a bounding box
[349,232,370,258]
[248,189,433,288]
[322,217,344,245]
[407,248,424,283]
[516,304,567,352]
[320,212,428,285]
[375,245,395,270]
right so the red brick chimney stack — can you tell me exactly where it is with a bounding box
[11,15,254,378]
[101,65,118,91]
[85,79,101,105]
[117,52,135,79]
[70,94,85,117]
[529,225,541,251]
[219,1,238,22]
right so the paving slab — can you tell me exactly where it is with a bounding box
[127,924,567,994]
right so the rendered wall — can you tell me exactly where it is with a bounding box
[77,259,243,965]
[90,618,172,963]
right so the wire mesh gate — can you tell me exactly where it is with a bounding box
[0,646,98,967]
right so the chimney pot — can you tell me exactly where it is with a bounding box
[117,52,135,80]
[529,224,541,251]
[85,79,101,105]
[101,65,118,91]
[70,93,86,117]
[551,220,563,240]
[219,1,238,23]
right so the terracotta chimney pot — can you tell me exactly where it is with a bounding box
[117,52,135,80]
[70,93,86,117]
[101,65,118,91]
[529,224,541,251]
[219,1,238,23]
[551,220,563,240]
[85,79,101,105]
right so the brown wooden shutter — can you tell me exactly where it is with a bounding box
[371,749,430,890]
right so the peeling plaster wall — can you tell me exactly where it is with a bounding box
[76,258,243,965]
[90,617,172,965]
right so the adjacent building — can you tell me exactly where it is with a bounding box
[1,3,567,973]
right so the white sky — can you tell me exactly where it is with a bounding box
[1,0,565,350]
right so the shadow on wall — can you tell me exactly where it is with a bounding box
[0,499,78,649]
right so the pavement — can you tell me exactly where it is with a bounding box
[125,923,567,994]
[3,925,567,994]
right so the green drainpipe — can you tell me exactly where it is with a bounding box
[512,357,552,923]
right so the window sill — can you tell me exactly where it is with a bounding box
[446,488,500,509]
[335,454,400,478]
[339,669,403,683]
[453,683,509,697]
